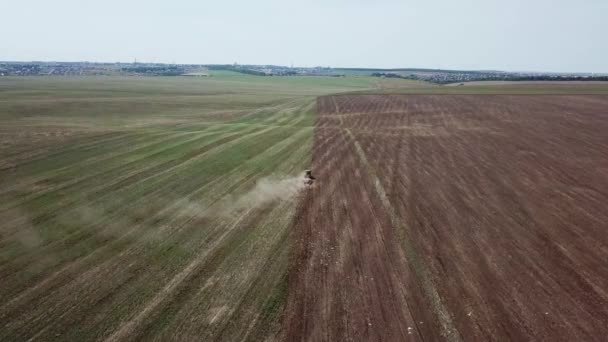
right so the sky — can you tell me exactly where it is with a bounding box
[2,0,607,73]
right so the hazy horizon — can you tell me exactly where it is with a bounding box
[2,0,607,73]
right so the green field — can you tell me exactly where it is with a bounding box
[2,74,608,341]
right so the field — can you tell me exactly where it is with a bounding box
[284,94,608,341]
[1,75,608,341]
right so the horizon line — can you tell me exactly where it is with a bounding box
[1,59,606,75]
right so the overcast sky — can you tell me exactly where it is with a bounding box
[2,0,607,72]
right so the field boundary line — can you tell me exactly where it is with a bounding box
[345,128,462,342]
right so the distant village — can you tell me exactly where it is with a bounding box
[368,70,608,84]
[1,61,606,84]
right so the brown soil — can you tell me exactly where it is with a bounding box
[282,95,608,341]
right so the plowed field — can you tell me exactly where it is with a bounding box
[283,95,608,341]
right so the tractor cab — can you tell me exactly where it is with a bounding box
[304,169,316,186]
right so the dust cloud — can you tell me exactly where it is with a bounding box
[220,173,306,215]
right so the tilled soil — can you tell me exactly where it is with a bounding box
[282,95,608,341]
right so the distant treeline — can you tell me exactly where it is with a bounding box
[205,65,265,75]
[121,66,185,76]
[232,68,267,76]
[207,65,301,76]
[344,67,489,74]
[371,72,411,79]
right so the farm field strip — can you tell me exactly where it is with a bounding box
[283,124,426,341]
[1,132,311,320]
[1,135,304,340]
[0,125,268,246]
[0,127,236,205]
[283,94,608,341]
[347,128,461,341]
